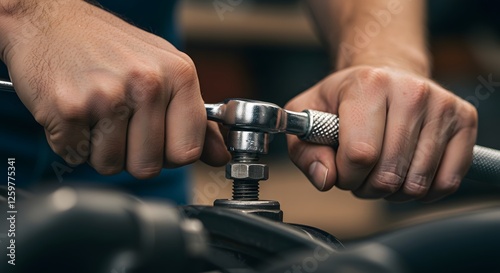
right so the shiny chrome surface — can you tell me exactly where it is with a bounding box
[205,99,309,135]
[227,130,269,154]
[0,80,15,93]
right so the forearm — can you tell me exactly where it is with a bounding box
[306,0,430,76]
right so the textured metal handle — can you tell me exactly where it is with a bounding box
[300,109,339,146]
[467,145,500,183]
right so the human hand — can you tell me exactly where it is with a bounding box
[285,66,478,202]
[0,0,230,178]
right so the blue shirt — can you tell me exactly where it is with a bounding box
[0,0,188,204]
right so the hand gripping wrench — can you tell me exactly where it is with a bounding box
[205,98,500,221]
[0,81,499,187]
[205,98,500,187]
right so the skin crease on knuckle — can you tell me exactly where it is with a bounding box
[402,78,430,109]
[343,141,380,168]
[170,54,198,92]
[127,66,164,104]
[370,170,404,195]
[403,173,431,198]
[356,67,392,90]
[167,145,203,167]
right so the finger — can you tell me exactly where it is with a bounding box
[45,121,91,166]
[388,93,474,202]
[384,120,448,202]
[83,81,131,175]
[334,80,386,191]
[420,117,477,202]
[88,115,129,175]
[284,89,338,191]
[164,68,205,168]
[200,121,231,167]
[43,94,93,165]
[126,78,167,179]
[354,83,428,199]
[287,134,337,191]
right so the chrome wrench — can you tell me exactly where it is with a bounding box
[1,80,499,183]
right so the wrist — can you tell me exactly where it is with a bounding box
[336,45,431,77]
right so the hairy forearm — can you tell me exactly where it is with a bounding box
[306,0,430,76]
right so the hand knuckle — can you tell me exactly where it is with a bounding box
[172,54,197,83]
[403,173,429,197]
[176,52,196,68]
[461,102,479,128]
[406,79,430,107]
[343,142,380,167]
[434,175,461,195]
[372,170,404,194]
[357,67,391,88]
[57,101,87,123]
[129,68,164,102]
[432,94,457,117]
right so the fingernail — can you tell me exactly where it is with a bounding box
[308,161,328,191]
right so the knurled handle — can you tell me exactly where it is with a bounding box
[467,145,500,183]
[300,109,339,146]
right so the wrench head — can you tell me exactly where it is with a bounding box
[206,99,287,133]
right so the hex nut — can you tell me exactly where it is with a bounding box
[226,163,269,181]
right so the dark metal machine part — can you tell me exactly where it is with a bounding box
[3,187,500,273]
[0,187,343,273]
[181,205,342,272]
[0,187,208,273]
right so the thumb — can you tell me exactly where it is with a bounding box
[287,134,337,191]
[285,89,339,191]
[200,121,231,167]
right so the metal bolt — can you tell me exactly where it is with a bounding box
[227,152,268,201]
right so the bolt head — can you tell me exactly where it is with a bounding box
[226,163,269,181]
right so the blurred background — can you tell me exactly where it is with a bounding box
[182,0,500,240]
